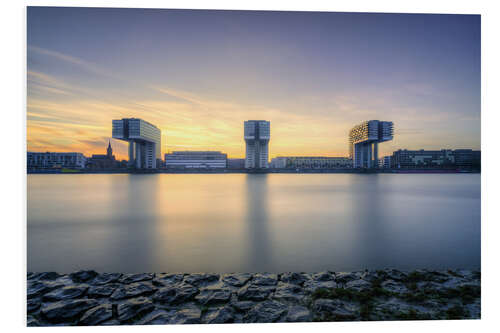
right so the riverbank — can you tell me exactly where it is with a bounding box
[27,168,480,174]
[27,269,480,326]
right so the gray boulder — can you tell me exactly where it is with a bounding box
[153,283,198,305]
[110,282,156,300]
[79,304,113,326]
[202,306,234,324]
[168,304,201,324]
[286,305,311,322]
[117,297,155,322]
[118,273,153,284]
[184,273,220,287]
[69,270,98,283]
[221,273,252,287]
[91,273,122,285]
[41,299,98,323]
[195,288,232,305]
[43,285,89,301]
[244,300,288,323]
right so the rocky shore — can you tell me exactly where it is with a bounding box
[27,269,480,326]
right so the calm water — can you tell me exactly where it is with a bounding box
[27,174,480,273]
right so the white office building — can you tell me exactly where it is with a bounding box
[112,118,161,169]
[244,120,270,169]
[270,156,352,169]
[164,151,227,168]
[27,152,87,169]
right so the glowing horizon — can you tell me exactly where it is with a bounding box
[27,8,480,161]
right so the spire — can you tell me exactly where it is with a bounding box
[107,139,112,157]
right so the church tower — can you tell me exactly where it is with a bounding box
[107,140,113,158]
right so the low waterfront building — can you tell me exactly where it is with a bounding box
[391,149,480,169]
[27,152,87,169]
[86,141,117,169]
[270,156,352,169]
[227,158,245,169]
[164,151,227,168]
[381,156,391,168]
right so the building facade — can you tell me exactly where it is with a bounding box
[164,151,227,168]
[391,149,480,169]
[244,120,270,169]
[27,152,87,169]
[227,158,245,169]
[270,156,352,169]
[349,120,394,168]
[87,141,117,169]
[112,118,161,169]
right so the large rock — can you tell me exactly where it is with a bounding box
[117,297,155,322]
[41,299,98,323]
[313,298,358,320]
[231,300,256,312]
[303,279,337,293]
[237,283,275,301]
[202,306,234,324]
[381,280,408,294]
[252,273,278,286]
[382,269,407,282]
[335,272,360,284]
[79,304,113,326]
[345,279,372,292]
[110,282,156,300]
[91,273,122,285]
[286,305,311,322]
[280,272,308,285]
[27,299,41,313]
[184,273,220,287]
[27,280,64,299]
[153,273,184,287]
[43,285,89,301]
[137,310,175,325]
[221,273,252,287]
[273,282,305,303]
[27,316,42,326]
[153,283,198,305]
[118,273,153,284]
[244,300,288,323]
[168,303,201,324]
[195,288,232,305]
[69,270,98,283]
[87,284,118,298]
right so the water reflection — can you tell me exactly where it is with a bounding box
[27,174,481,273]
[244,174,271,272]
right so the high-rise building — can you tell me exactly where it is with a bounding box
[244,120,270,169]
[349,120,394,168]
[164,151,227,168]
[112,118,161,169]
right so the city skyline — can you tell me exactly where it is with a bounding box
[27,8,480,160]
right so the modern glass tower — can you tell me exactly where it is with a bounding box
[349,120,393,168]
[244,120,270,169]
[112,118,161,169]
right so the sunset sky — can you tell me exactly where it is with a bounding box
[27,7,480,160]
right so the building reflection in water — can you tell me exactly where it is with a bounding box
[244,174,272,272]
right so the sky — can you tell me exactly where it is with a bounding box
[27,7,481,160]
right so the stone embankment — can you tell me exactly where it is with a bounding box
[27,269,480,326]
